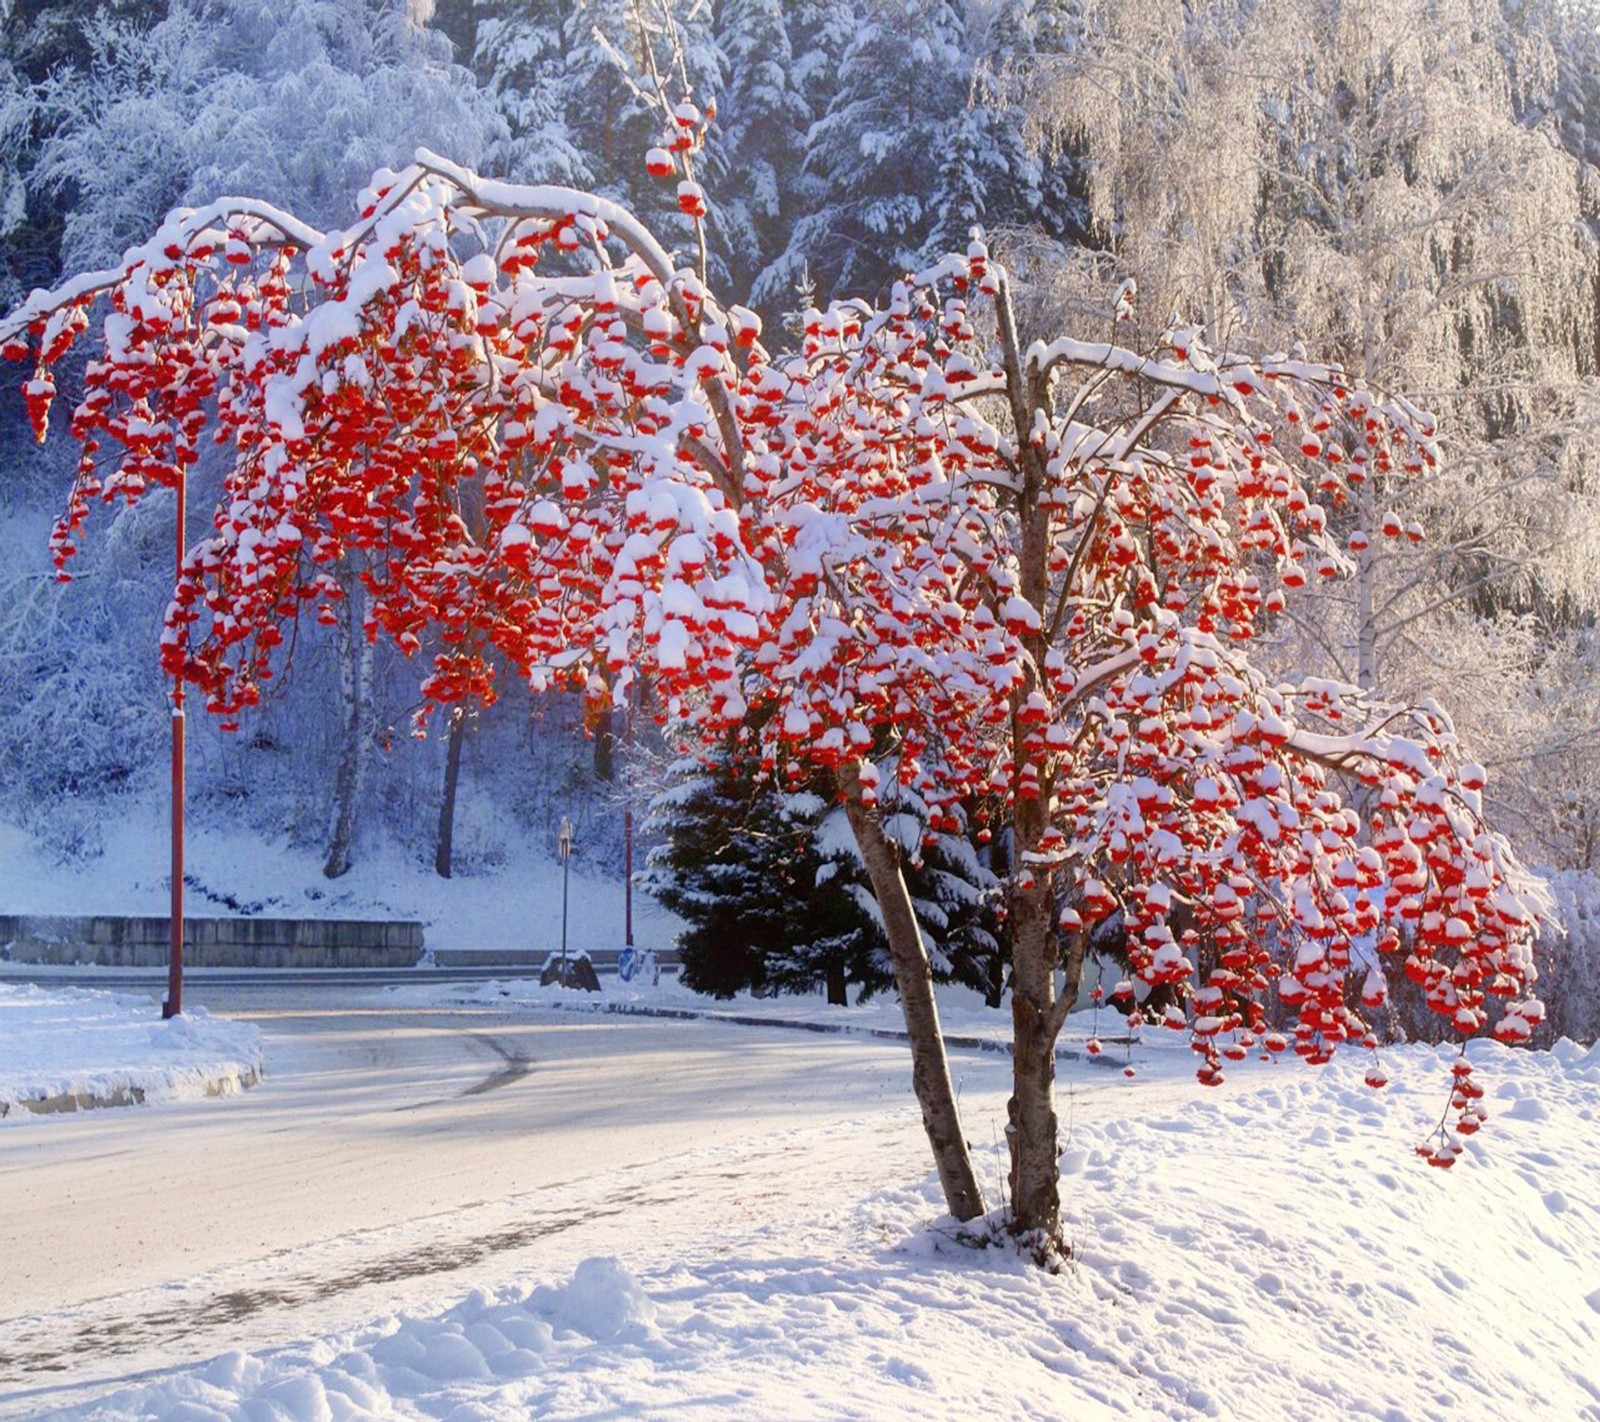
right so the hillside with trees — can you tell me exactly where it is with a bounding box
[1,0,1596,1049]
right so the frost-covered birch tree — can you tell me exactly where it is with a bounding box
[1001,0,1600,876]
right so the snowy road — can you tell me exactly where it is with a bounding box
[0,985,1049,1414]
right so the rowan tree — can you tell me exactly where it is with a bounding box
[2,123,1549,1256]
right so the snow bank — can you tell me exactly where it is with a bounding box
[0,815,684,959]
[0,984,262,1117]
[37,1041,1600,1420]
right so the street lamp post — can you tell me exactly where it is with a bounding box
[164,473,187,1019]
[558,815,573,977]
[623,696,634,955]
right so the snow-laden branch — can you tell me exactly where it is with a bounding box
[410,149,679,286]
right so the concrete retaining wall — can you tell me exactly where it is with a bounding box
[0,915,423,968]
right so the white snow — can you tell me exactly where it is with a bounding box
[5,973,1597,1420]
[384,972,1029,1055]
[16,1018,1598,1422]
[0,983,260,1116]
[0,816,682,959]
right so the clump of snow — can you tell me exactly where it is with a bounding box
[530,1256,657,1342]
[0,983,262,1117]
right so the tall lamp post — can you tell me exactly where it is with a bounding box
[558,815,573,977]
[164,473,187,1019]
[622,695,634,956]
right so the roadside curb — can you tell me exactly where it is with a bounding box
[0,1065,262,1119]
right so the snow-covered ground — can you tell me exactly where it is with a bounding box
[6,979,1597,1421]
[384,970,1037,1052]
[0,815,680,957]
[0,983,261,1116]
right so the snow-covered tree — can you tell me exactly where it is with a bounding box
[778,0,970,299]
[1511,0,1600,176]
[429,0,478,66]
[556,1,722,227]
[1538,868,1600,1044]
[0,504,168,860]
[922,0,1087,264]
[0,49,35,310]
[0,0,171,304]
[4,0,503,876]
[711,0,807,305]
[783,0,855,124]
[31,0,500,271]
[474,0,588,188]
[3,96,1551,1256]
[1007,0,1599,698]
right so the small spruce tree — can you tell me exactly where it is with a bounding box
[645,748,1004,1006]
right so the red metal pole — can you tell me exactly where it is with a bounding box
[623,799,634,948]
[623,695,634,948]
[164,474,186,1019]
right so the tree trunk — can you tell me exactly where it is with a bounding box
[323,579,372,880]
[839,764,986,1223]
[1006,796,1064,1247]
[435,707,467,879]
[826,959,847,1006]
[593,702,615,781]
[993,275,1071,1252]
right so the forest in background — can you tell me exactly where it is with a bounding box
[1,0,1598,1029]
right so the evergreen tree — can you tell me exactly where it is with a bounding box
[645,750,1004,1006]
[1506,0,1600,176]
[713,0,807,304]
[778,0,969,300]
[430,0,479,65]
[743,0,851,310]
[643,752,888,1003]
[474,0,588,185]
[0,50,34,310]
[911,810,1008,1007]
[927,0,1089,260]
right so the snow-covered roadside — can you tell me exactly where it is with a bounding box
[384,972,1093,1057]
[0,983,262,1117]
[31,1036,1599,1422]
